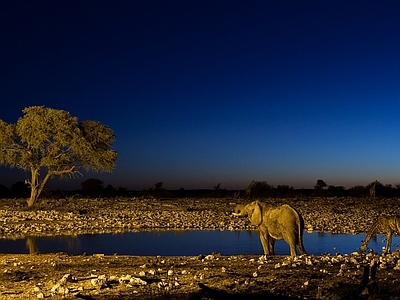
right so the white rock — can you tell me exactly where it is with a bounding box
[129,277,147,285]
[91,275,107,288]
[204,254,214,260]
[91,278,98,286]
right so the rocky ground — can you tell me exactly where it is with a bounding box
[1,197,400,299]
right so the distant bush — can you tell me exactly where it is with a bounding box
[348,185,367,198]
[0,184,10,198]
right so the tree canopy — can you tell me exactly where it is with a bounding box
[314,179,327,190]
[0,106,117,207]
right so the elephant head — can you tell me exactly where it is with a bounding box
[232,201,264,226]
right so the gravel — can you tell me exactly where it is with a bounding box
[0,197,399,238]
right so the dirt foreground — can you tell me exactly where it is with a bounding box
[1,197,400,299]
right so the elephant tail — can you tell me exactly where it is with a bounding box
[283,204,307,255]
[297,213,307,254]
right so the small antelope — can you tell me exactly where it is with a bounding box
[359,215,400,254]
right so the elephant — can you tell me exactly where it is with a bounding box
[232,201,307,256]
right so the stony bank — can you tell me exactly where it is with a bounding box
[1,197,400,299]
[1,197,399,237]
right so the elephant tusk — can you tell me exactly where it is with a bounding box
[232,213,240,217]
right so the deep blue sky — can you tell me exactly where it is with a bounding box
[1,1,400,191]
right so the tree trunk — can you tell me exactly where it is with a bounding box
[26,237,39,254]
[26,167,63,207]
[27,168,50,208]
[27,183,40,208]
[27,168,38,208]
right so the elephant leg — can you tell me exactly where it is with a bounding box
[258,228,271,255]
[268,238,275,255]
[385,232,393,254]
[289,244,297,256]
[285,236,297,256]
[298,237,307,255]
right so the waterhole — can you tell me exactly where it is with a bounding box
[1,231,399,256]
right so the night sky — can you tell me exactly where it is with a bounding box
[2,1,400,191]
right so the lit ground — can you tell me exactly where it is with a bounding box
[1,197,400,299]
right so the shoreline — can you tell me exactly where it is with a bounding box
[1,197,399,238]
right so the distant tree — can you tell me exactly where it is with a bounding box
[213,183,221,197]
[327,185,347,197]
[314,179,328,196]
[81,178,104,198]
[104,184,117,198]
[233,185,240,199]
[0,106,117,207]
[314,179,327,190]
[250,181,274,198]
[51,188,67,199]
[296,188,314,198]
[117,187,128,197]
[155,182,164,190]
[145,182,170,198]
[0,184,10,199]
[176,187,186,198]
[10,181,30,198]
[348,185,366,198]
[382,184,397,198]
[276,185,295,197]
[213,183,227,198]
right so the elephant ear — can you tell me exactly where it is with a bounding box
[249,202,262,225]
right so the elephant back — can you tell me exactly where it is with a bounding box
[278,204,304,232]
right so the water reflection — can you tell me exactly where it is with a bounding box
[25,236,39,254]
[1,231,399,256]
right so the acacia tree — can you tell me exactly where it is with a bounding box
[0,106,117,207]
[314,179,328,196]
[314,179,327,190]
[81,178,104,198]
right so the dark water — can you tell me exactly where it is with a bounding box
[1,231,399,256]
